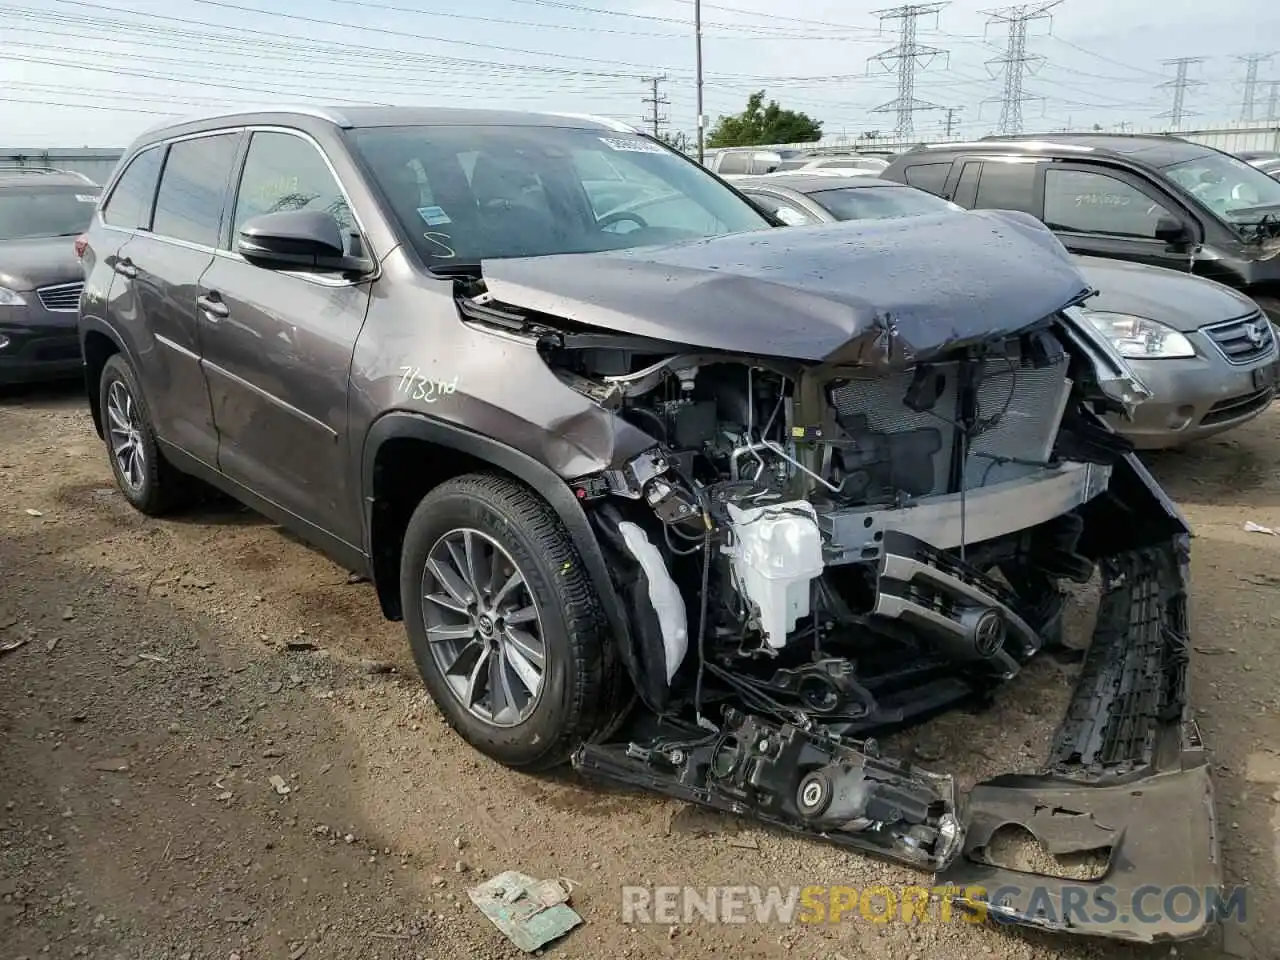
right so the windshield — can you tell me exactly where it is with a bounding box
[348,124,770,267]
[810,184,959,221]
[1163,152,1280,229]
[0,184,99,241]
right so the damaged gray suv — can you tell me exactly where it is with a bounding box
[79,107,1218,943]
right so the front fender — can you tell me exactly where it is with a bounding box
[360,410,639,690]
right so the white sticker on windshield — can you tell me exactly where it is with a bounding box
[75,194,100,203]
[417,205,452,226]
[598,136,666,154]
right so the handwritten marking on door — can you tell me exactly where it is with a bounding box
[397,366,459,403]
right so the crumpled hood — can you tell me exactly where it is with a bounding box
[1075,255,1259,332]
[481,209,1092,367]
[0,235,83,291]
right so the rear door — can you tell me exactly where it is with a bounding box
[106,132,241,464]
[946,157,1042,214]
[1037,163,1199,270]
[198,128,372,547]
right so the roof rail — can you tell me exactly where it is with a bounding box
[0,164,96,183]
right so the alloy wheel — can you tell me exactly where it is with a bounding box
[106,379,146,493]
[420,528,546,727]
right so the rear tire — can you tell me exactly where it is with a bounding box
[98,354,190,516]
[400,472,626,770]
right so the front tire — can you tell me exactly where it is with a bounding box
[400,473,623,770]
[98,354,188,515]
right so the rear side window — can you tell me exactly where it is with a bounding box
[716,152,752,176]
[743,191,815,226]
[151,133,240,247]
[231,131,353,241]
[902,162,950,194]
[101,146,163,230]
[973,161,1037,212]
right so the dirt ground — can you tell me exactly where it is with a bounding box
[3,383,1280,960]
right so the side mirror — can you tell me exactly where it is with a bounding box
[1154,216,1193,248]
[237,210,373,274]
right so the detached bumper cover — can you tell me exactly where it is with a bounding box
[575,536,1219,944]
[940,543,1221,943]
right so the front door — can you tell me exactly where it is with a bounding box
[1037,163,1200,271]
[199,129,372,548]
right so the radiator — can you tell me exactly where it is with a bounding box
[828,344,1071,496]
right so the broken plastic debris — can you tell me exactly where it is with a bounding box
[1244,521,1276,535]
[466,871,581,952]
[269,775,291,795]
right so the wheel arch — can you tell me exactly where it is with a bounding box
[78,317,131,439]
[361,411,635,660]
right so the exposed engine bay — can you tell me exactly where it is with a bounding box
[539,319,1112,724]
[458,228,1220,944]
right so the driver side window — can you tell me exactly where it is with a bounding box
[1043,168,1172,239]
[232,131,353,245]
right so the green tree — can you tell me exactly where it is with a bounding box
[706,91,823,147]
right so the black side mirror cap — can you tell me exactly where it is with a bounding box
[1154,215,1194,247]
[237,210,374,275]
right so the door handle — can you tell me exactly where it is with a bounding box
[196,293,230,321]
[113,258,137,279]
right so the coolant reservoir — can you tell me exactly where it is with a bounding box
[724,500,826,649]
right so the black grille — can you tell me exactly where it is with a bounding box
[1200,387,1274,426]
[1202,312,1275,365]
[36,281,82,313]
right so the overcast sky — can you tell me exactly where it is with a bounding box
[1,0,1277,147]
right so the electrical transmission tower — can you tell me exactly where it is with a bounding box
[1156,57,1205,128]
[943,106,964,136]
[1268,81,1280,123]
[867,3,950,141]
[1237,53,1274,121]
[981,1,1061,135]
[641,74,669,137]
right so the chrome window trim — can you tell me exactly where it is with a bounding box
[96,124,379,289]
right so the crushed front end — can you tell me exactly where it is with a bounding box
[471,218,1220,944]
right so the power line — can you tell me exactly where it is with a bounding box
[867,3,950,140]
[1155,57,1205,127]
[641,74,670,136]
[982,1,1061,135]
[1236,53,1274,121]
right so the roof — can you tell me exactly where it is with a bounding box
[135,105,640,142]
[908,132,1217,168]
[733,174,903,194]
